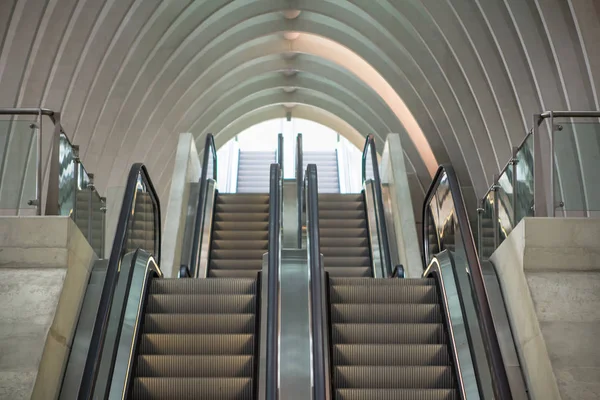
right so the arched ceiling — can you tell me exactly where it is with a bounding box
[1,0,598,207]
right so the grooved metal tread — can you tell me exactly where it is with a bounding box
[333,344,451,366]
[330,278,435,286]
[136,355,253,377]
[335,388,458,400]
[334,366,454,389]
[138,334,255,355]
[150,278,256,294]
[330,285,438,304]
[146,294,255,314]
[331,304,443,324]
[132,377,253,400]
[143,314,255,333]
[332,323,446,344]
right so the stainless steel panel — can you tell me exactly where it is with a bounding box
[364,181,382,278]
[257,253,269,400]
[282,179,299,248]
[381,183,401,268]
[197,179,216,278]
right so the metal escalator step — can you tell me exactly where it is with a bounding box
[131,377,253,400]
[212,240,268,250]
[321,237,369,247]
[136,355,253,377]
[332,324,445,344]
[319,194,362,202]
[143,314,255,334]
[209,269,260,278]
[217,194,269,204]
[211,249,268,260]
[334,366,454,389]
[333,344,451,366]
[324,257,371,268]
[214,212,268,222]
[326,267,372,278]
[321,247,370,257]
[150,278,256,295]
[319,210,366,219]
[319,201,364,211]
[138,334,254,355]
[146,294,255,314]
[209,259,263,270]
[335,388,458,400]
[319,219,367,229]
[320,228,369,239]
[330,278,434,287]
[212,231,269,241]
[330,285,438,304]
[330,304,442,324]
[215,204,269,213]
[214,221,269,231]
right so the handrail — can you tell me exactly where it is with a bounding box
[422,164,512,400]
[361,134,393,276]
[266,163,282,400]
[296,133,303,248]
[277,133,284,172]
[305,163,329,399]
[77,163,161,399]
[187,133,217,277]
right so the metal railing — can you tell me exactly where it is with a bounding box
[186,133,217,277]
[266,163,282,400]
[361,134,393,276]
[424,164,512,400]
[77,163,161,399]
[478,111,600,258]
[296,133,303,248]
[305,163,331,400]
[276,133,284,173]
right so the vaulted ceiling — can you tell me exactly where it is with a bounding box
[1,0,599,205]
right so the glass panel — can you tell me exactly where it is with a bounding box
[515,134,534,222]
[479,191,495,259]
[553,121,600,216]
[0,119,39,214]
[496,168,514,246]
[90,190,105,258]
[58,133,76,216]
[436,172,456,255]
[125,175,156,256]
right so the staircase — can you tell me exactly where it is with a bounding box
[237,151,276,193]
[328,277,458,399]
[209,193,269,278]
[303,151,340,193]
[131,278,258,399]
[319,193,372,277]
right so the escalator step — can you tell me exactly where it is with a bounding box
[330,304,442,324]
[214,221,269,231]
[334,366,454,389]
[325,267,372,278]
[319,210,366,219]
[332,324,445,344]
[320,228,369,238]
[214,212,268,222]
[215,204,269,213]
[321,237,369,247]
[217,194,269,204]
[131,377,253,400]
[135,355,253,377]
[150,278,256,295]
[319,193,362,202]
[209,259,263,270]
[321,247,371,257]
[139,334,254,355]
[330,278,434,287]
[212,231,269,241]
[211,249,267,260]
[212,240,268,250]
[319,201,364,211]
[209,270,260,278]
[323,257,372,268]
[319,219,367,229]
[146,294,255,314]
[335,388,458,400]
[333,344,451,366]
[143,314,255,334]
[330,285,438,304]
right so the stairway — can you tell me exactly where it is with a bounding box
[209,193,269,278]
[303,150,340,193]
[318,193,372,277]
[328,277,458,399]
[131,278,258,399]
[237,151,276,193]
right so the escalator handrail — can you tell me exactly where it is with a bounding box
[188,133,217,277]
[305,163,329,399]
[77,163,161,399]
[296,133,303,248]
[422,164,512,400]
[266,163,281,400]
[361,134,393,276]
[277,133,284,172]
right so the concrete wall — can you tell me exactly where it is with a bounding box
[490,218,600,400]
[380,134,423,277]
[161,133,201,278]
[0,217,96,400]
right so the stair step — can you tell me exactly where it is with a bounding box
[335,388,458,400]
[135,355,253,378]
[320,228,369,238]
[146,294,255,314]
[214,213,268,222]
[143,314,255,334]
[321,247,371,257]
[333,344,451,366]
[326,267,372,278]
[131,377,253,399]
[319,219,367,229]
[214,221,269,231]
[330,304,442,324]
[212,240,268,250]
[318,201,364,211]
[209,269,260,278]
[217,194,269,204]
[323,257,371,268]
[321,237,369,247]
[209,259,263,270]
[332,324,446,344]
[138,334,254,355]
[215,204,269,213]
[150,278,256,295]
[330,286,438,304]
[211,249,267,260]
[330,278,435,287]
[319,194,362,202]
[212,231,269,241]
[334,366,454,389]
[320,210,366,219]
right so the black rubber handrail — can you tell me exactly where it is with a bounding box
[422,164,512,400]
[187,133,217,277]
[277,133,284,172]
[77,163,161,399]
[361,134,393,276]
[266,163,281,400]
[305,163,329,399]
[296,133,303,248]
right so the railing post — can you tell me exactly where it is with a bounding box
[492,174,499,250]
[510,146,518,229]
[532,113,548,217]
